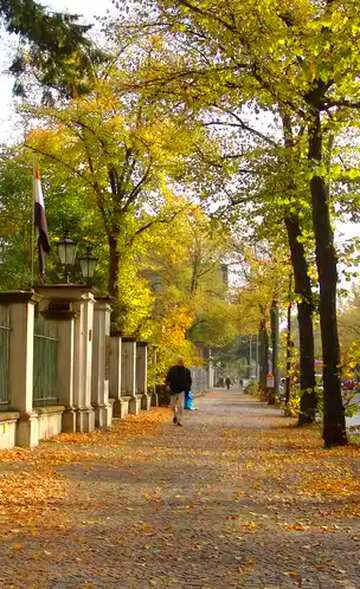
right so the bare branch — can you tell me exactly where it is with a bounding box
[123,158,154,211]
[209,106,280,147]
[126,204,190,245]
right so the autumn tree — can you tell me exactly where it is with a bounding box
[113,3,319,423]
[24,63,207,325]
[0,145,110,288]
[229,241,292,400]
[140,205,239,369]
[119,0,360,445]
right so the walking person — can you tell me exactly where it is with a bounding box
[165,357,192,426]
[225,376,231,390]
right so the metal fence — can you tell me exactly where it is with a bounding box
[33,314,59,406]
[191,367,210,396]
[0,305,10,407]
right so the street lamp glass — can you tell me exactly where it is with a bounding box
[79,247,97,280]
[152,277,161,293]
[57,235,77,267]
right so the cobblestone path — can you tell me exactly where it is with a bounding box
[0,390,359,588]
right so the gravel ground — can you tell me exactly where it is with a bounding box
[0,390,359,589]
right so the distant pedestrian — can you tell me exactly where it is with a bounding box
[165,357,192,426]
[225,376,231,390]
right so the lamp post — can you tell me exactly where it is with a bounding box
[220,264,228,287]
[151,274,162,293]
[57,232,77,283]
[249,334,252,379]
[79,246,97,286]
[0,241,5,268]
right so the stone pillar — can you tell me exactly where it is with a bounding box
[109,332,126,417]
[0,292,40,448]
[72,292,96,432]
[137,342,150,411]
[35,286,99,432]
[92,298,112,428]
[57,316,76,432]
[121,337,140,415]
[208,349,215,390]
[150,346,159,407]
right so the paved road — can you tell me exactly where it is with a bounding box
[0,390,359,588]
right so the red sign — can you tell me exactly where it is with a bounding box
[266,373,275,388]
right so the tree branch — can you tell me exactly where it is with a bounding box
[209,106,280,147]
[126,204,190,246]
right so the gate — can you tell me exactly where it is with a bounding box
[0,305,10,407]
[33,314,59,406]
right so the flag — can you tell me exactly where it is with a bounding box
[33,162,50,281]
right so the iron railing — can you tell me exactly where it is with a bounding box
[0,305,10,407]
[33,314,59,406]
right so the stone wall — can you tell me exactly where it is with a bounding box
[0,289,151,450]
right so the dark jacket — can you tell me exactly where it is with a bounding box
[165,365,192,394]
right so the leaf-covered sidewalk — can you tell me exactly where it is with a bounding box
[0,390,359,588]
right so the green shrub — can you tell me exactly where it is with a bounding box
[284,393,300,417]
[245,380,261,398]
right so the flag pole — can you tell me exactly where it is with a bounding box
[32,156,50,285]
[31,156,37,288]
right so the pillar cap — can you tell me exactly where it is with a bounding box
[36,284,96,301]
[37,283,95,290]
[0,290,41,304]
[110,330,123,337]
[94,297,112,310]
[95,295,113,304]
[41,310,77,321]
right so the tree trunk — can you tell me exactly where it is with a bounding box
[247,336,252,379]
[108,233,122,329]
[308,109,347,447]
[259,318,269,396]
[281,114,316,423]
[285,274,292,407]
[269,300,279,405]
[284,214,317,424]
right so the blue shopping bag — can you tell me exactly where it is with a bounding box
[184,390,194,410]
